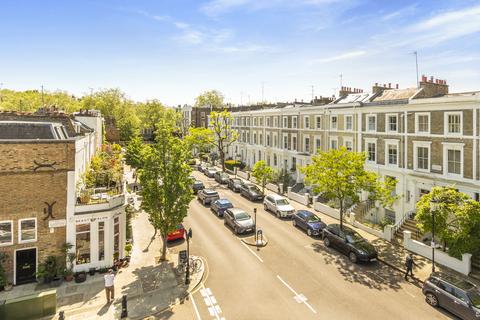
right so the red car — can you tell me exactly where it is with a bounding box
[167,224,185,241]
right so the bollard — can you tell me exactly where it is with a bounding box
[59,311,65,320]
[121,295,128,318]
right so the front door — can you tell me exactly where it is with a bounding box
[16,248,37,285]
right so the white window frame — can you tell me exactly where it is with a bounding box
[329,136,338,150]
[274,117,278,128]
[304,116,310,129]
[18,218,37,244]
[330,116,338,130]
[344,115,353,131]
[413,141,432,172]
[415,112,430,134]
[344,136,353,151]
[0,220,13,246]
[316,116,321,129]
[365,138,377,164]
[304,136,310,153]
[386,114,398,133]
[283,117,288,128]
[292,116,298,129]
[442,142,464,177]
[444,111,463,136]
[366,114,377,133]
[314,136,321,153]
[283,134,289,149]
[266,117,271,128]
[292,135,297,151]
[384,139,399,167]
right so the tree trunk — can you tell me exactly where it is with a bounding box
[339,200,344,230]
[220,149,226,172]
[160,234,168,261]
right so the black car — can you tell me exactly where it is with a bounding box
[210,199,234,217]
[214,171,230,184]
[292,210,326,237]
[322,224,378,263]
[192,180,205,194]
[240,183,264,201]
[227,178,243,192]
[423,273,480,319]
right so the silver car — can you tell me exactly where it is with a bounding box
[224,208,255,234]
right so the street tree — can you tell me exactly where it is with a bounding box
[252,160,274,195]
[415,186,480,257]
[136,100,166,133]
[272,168,294,194]
[139,111,194,261]
[195,90,224,108]
[301,147,397,229]
[125,135,147,170]
[184,127,214,156]
[209,110,239,172]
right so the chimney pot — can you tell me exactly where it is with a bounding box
[396,83,399,89]
[375,82,378,86]
[430,76,434,82]
[388,83,391,88]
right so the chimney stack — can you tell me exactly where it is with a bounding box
[419,75,449,98]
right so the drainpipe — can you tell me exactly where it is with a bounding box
[403,110,408,222]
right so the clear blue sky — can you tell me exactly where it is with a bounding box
[1,0,479,106]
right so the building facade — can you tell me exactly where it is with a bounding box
[228,78,480,224]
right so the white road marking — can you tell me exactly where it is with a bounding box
[200,284,223,320]
[190,293,202,320]
[276,275,317,314]
[240,240,264,263]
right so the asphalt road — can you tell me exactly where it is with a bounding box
[164,170,457,320]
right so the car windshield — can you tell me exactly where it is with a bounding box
[221,173,229,178]
[249,186,261,193]
[194,182,203,186]
[234,212,250,220]
[218,200,233,208]
[346,232,364,243]
[306,214,320,222]
[205,191,218,196]
[468,290,480,308]
[276,199,289,205]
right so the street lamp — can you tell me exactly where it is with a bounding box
[429,198,439,273]
[254,208,257,241]
[185,228,193,285]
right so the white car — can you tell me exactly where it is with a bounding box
[263,194,295,218]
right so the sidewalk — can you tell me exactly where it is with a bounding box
[0,194,205,320]
[233,169,477,286]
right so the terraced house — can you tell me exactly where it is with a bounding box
[228,76,480,229]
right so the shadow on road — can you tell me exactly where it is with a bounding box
[311,242,403,291]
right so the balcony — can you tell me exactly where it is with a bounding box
[75,188,125,214]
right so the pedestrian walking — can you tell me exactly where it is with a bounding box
[104,269,115,303]
[404,253,417,280]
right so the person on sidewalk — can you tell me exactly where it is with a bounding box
[404,253,418,280]
[104,269,115,303]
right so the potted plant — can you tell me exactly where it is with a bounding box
[98,267,108,274]
[0,252,8,291]
[74,271,87,283]
[62,243,76,282]
[36,256,59,284]
[88,267,96,276]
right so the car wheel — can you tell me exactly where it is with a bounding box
[324,237,331,247]
[264,204,268,211]
[203,199,207,206]
[425,293,439,307]
[292,220,296,227]
[276,210,280,218]
[349,252,358,263]
[307,229,312,236]
[234,226,238,234]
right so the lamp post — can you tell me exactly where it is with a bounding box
[254,208,257,241]
[429,198,439,273]
[185,228,193,285]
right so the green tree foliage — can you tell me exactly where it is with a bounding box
[301,147,396,229]
[195,90,224,108]
[184,127,214,155]
[272,168,294,194]
[85,144,124,190]
[125,136,147,169]
[415,186,480,257]
[139,111,194,261]
[252,160,274,194]
[209,110,238,172]
[0,89,80,112]
[136,100,166,130]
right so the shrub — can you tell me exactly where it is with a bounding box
[224,160,243,171]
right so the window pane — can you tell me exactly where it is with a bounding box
[388,145,397,165]
[417,147,429,169]
[20,219,36,241]
[0,222,12,244]
[76,223,91,264]
[368,143,376,161]
[98,222,105,261]
[448,149,461,174]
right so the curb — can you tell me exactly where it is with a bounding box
[241,235,269,247]
[378,257,425,285]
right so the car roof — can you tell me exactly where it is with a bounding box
[203,189,218,194]
[297,210,314,217]
[216,199,232,204]
[270,194,287,200]
[194,180,203,184]
[431,273,477,290]
[228,208,247,214]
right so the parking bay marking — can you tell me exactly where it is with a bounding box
[190,293,202,320]
[240,240,264,263]
[200,284,225,320]
[276,275,317,314]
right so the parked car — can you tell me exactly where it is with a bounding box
[292,210,326,236]
[240,183,264,201]
[167,224,185,241]
[227,178,244,192]
[423,273,480,319]
[224,208,255,234]
[322,224,378,263]
[197,163,208,173]
[205,167,218,178]
[197,189,220,205]
[192,180,205,194]
[211,199,234,217]
[263,194,295,218]
[214,171,230,184]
